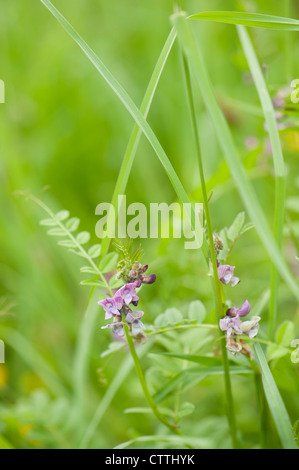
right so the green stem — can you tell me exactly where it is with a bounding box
[147,323,217,336]
[224,233,241,264]
[123,325,180,434]
[268,176,286,339]
[99,27,177,259]
[23,192,112,292]
[173,345,189,424]
[284,0,293,81]
[287,215,299,256]
[182,53,238,449]
[236,26,287,341]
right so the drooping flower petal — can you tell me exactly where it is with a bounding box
[101,320,125,337]
[142,274,156,284]
[225,307,238,318]
[131,320,144,336]
[217,265,240,287]
[125,310,144,324]
[226,299,251,318]
[98,295,123,319]
[237,300,251,317]
[226,336,242,354]
[117,280,141,306]
[240,316,261,338]
[239,339,254,360]
[220,316,243,337]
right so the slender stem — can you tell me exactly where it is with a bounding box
[99,27,177,260]
[268,176,286,339]
[287,215,299,256]
[182,54,238,449]
[224,233,241,264]
[123,325,180,434]
[173,345,189,424]
[147,323,217,336]
[22,192,112,293]
[104,325,285,360]
[236,27,287,341]
[284,0,293,81]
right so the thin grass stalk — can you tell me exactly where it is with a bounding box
[40,0,207,259]
[100,27,176,259]
[78,342,152,448]
[38,3,210,425]
[182,53,238,449]
[174,11,299,303]
[237,26,286,340]
[254,343,297,449]
[64,27,181,423]
[123,325,180,435]
[284,0,293,80]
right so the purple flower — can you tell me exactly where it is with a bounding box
[226,300,251,318]
[117,280,141,306]
[226,336,242,354]
[125,309,144,324]
[217,265,240,287]
[98,294,123,320]
[220,316,243,338]
[225,337,254,359]
[142,274,156,284]
[125,309,145,336]
[98,273,153,339]
[101,313,125,337]
[101,321,125,337]
[240,316,261,338]
[131,320,144,336]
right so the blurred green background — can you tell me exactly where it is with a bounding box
[0,0,299,449]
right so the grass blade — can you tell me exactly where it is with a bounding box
[154,352,224,366]
[2,327,67,397]
[189,11,299,30]
[39,0,206,255]
[66,26,188,431]
[254,343,297,449]
[100,26,176,257]
[182,51,238,448]
[78,342,151,449]
[153,365,252,404]
[173,12,299,302]
[156,352,251,369]
[237,25,286,339]
[38,0,207,433]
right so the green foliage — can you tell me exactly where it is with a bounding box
[35,197,118,290]
[0,389,72,449]
[254,344,298,449]
[151,301,207,330]
[1,0,299,451]
[218,212,254,263]
[189,11,299,30]
[267,321,295,361]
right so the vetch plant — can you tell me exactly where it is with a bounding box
[99,240,156,339]
[99,281,146,338]
[5,2,298,451]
